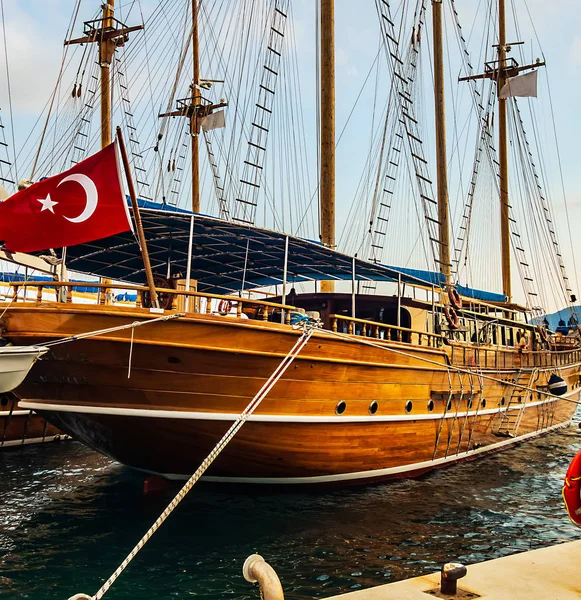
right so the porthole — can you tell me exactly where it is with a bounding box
[405,401,413,413]
[369,401,378,415]
[447,399,453,411]
[500,397,506,406]
[0,395,7,407]
[482,399,487,408]
[335,401,347,415]
[427,400,435,412]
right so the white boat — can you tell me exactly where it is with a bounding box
[0,345,48,393]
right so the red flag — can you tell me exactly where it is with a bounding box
[0,141,132,253]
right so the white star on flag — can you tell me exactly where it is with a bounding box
[37,193,58,213]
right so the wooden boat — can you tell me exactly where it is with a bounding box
[0,0,579,484]
[0,345,66,448]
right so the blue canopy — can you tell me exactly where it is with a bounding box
[57,201,507,302]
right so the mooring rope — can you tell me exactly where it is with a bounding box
[44,312,185,347]
[69,322,316,600]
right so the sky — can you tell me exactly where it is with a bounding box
[1,0,581,308]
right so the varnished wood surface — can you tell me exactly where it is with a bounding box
[2,302,580,482]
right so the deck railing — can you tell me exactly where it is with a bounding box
[449,342,581,370]
[329,314,444,347]
[6,281,297,323]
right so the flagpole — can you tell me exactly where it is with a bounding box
[116,127,159,309]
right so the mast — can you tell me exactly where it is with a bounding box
[100,1,114,148]
[431,0,451,285]
[458,2,544,302]
[191,0,201,213]
[320,0,335,293]
[497,0,511,300]
[65,2,143,149]
[158,0,227,213]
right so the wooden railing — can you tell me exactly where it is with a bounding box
[330,314,444,347]
[449,342,581,370]
[6,281,297,323]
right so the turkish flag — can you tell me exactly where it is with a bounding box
[0,141,133,253]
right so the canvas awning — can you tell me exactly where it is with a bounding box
[59,201,506,302]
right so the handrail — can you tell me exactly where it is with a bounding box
[6,281,297,311]
[330,313,443,346]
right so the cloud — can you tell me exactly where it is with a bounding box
[0,5,64,116]
[570,38,581,68]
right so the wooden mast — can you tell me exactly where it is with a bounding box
[457,2,544,302]
[191,0,201,213]
[100,1,114,148]
[64,3,143,149]
[432,0,451,285]
[320,0,335,293]
[497,0,511,300]
[158,0,226,213]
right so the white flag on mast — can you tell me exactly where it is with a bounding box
[201,110,226,132]
[499,70,538,99]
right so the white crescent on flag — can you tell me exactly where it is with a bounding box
[57,173,99,223]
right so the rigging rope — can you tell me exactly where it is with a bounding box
[70,321,316,600]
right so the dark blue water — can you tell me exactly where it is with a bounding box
[1,416,581,600]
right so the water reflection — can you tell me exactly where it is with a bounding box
[1,418,580,599]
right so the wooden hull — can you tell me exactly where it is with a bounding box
[2,302,580,484]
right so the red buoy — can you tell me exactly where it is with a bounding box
[563,450,581,527]
[143,475,172,495]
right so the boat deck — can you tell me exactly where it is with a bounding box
[325,539,581,600]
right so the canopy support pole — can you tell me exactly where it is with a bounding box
[281,235,289,323]
[397,273,402,328]
[351,257,356,318]
[241,239,250,297]
[184,214,195,312]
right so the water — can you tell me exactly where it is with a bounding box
[1,418,581,600]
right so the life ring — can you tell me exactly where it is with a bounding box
[448,288,462,310]
[142,275,175,310]
[444,305,459,330]
[563,449,581,527]
[217,299,233,314]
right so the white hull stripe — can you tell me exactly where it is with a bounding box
[0,435,66,448]
[152,421,570,484]
[18,390,578,423]
[0,410,32,417]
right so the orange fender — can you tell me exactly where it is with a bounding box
[563,449,581,527]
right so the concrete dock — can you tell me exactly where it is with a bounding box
[325,540,581,600]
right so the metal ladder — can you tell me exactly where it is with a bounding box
[494,368,538,437]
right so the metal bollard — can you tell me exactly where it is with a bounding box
[441,562,467,595]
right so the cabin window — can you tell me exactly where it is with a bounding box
[501,327,507,346]
[335,401,347,415]
[481,399,487,408]
[369,401,378,415]
[492,326,497,345]
[500,397,506,406]
[427,400,435,412]
[468,398,473,409]
[405,401,413,413]
[447,399,453,411]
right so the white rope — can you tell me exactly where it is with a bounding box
[44,312,184,347]
[72,323,316,600]
[127,327,135,379]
